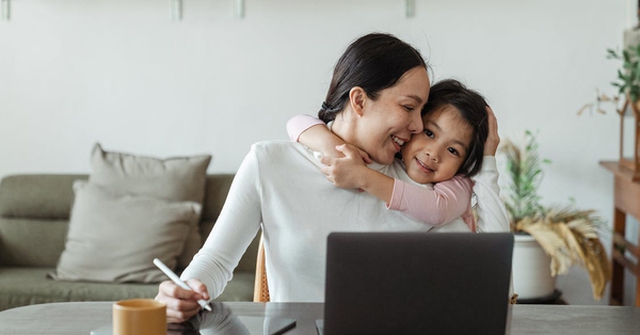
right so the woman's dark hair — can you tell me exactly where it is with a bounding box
[318,33,427,122]
[423,79,489,177]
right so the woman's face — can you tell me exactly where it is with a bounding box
[401,105,473,184]
[356,66,429,165]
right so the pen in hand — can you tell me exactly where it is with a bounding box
[153,258,212,312]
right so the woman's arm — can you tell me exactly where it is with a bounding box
[473,107,510,232]
[157,145,263,322]
[472,156,509,232]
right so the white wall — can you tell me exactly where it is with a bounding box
[0,0,632,304]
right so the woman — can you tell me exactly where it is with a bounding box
[156,33,508,323]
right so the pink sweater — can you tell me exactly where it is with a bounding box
[287,114,476,232]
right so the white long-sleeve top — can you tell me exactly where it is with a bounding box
[180,140,509,302]
[471,156,510,233]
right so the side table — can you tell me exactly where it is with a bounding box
[600,161,640,306]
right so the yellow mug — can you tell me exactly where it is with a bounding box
[113,299,166,335]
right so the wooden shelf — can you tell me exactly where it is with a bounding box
[600,160,640,307]
[601,160,640,181]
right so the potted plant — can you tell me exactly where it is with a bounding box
[607,44,640,103]
[501,130,611,301]
[579,44,640,116]
[607,45,640,179]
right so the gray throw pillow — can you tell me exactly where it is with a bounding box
[50,181,201,283]
[89,143,211,268]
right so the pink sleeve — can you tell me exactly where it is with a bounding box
[286,114,325,142]
[387,175,473,227]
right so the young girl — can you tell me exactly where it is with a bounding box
[287,79,490,232]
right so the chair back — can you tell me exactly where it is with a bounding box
[253,233,270,302]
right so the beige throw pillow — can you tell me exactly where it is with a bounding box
[89,143,211,268]
[51,182,201,283]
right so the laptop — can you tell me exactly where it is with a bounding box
[318,232,514,335]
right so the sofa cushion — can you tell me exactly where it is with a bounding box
[89,144,211,268]
[0,268,158,311]
[89,143,211,203]
[0,175,87,220]
[0,174,246,269]
[0,218,68,267]
[50,182,200,283]
[201,174,235,222]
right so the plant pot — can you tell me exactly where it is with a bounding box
[512,234,556,300]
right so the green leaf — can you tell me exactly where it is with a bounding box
[499,129,550,224]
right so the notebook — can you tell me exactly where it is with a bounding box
[319,232,514,335]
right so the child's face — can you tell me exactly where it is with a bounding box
[401,105,473,184]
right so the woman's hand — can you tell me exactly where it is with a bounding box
[156,279,210,324]
[320,144,371,189]
[484,106,500,156]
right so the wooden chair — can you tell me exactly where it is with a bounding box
[253,233,270,302]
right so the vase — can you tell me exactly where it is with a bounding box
[512,234,556,300]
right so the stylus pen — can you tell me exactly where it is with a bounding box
[153,258,212,312]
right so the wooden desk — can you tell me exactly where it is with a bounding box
[600,161,640,306]
[0,301,639,335]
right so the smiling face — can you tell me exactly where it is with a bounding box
[350,66,430,165]
[401,104,474,184]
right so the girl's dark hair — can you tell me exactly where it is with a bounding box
[318,33,427,122]
[423,79,489,177]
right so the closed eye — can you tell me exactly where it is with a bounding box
[403,105,415,112]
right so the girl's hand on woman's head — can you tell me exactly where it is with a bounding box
[484,106,500,156]
[320,144,371,189]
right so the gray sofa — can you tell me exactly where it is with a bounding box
[0,174,261,311]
